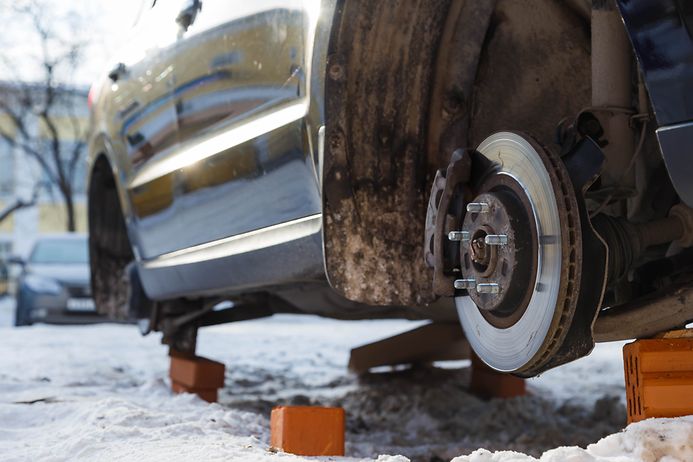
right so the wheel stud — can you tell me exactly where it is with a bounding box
[484,234,508,246]
[467,202,490,214]
[476,282,500,294]
[454,278,476,290]
[448,230,470,242]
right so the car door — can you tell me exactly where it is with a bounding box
[128,0,322,258]
[109,1,182,258]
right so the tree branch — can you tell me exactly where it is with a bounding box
[0,183,41,224]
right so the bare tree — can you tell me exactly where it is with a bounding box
[0,0,89,232]
[0,183,43,224]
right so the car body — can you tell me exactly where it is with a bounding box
[87,0,693,375]
[14,234,97,326]
[0,239,11,296]
[0,261,7,296]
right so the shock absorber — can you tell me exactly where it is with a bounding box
[591,0,636,199]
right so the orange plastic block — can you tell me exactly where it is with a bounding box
[270,406,345,456]
[169,354,225,389]
[470,353,526,399]
[624,338,693,423]
[171,380,218,403]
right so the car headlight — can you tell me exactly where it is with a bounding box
[23,274,63,295]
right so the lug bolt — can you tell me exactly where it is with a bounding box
[484,234,508,246]
[467,202,490,214]
[448,230,470,242]
[454,278,476,290]
[476,283,500,294]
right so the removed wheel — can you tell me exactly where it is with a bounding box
[455,132,582,374]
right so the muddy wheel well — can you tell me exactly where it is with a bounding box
[322,0,591,307]
[88,155,134,320]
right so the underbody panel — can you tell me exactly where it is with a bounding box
[619,0,693,206]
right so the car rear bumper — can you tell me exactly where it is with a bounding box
[21,290,103,324]
[30,308,104,324]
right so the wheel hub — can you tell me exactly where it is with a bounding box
[455,132,581,373]
[460,182,538,328]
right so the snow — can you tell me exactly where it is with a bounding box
[0,296,692,461]
[453,417,693,461]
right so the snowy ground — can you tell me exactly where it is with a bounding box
[0,296,692,461]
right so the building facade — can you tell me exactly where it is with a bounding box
[0,82,89,258]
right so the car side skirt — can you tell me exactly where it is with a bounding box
[138,214,325,300]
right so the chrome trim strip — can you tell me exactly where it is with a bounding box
[129,100,309,189]
[142,213,322,269]
[318,124,325,190]
[656,120,693,134]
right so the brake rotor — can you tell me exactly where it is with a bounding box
[455,132,581,373]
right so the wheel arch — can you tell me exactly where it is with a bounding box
[87,143,134,320]
[320,0,591,307]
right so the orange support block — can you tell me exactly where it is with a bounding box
[171,381,219,403]
[169,353,225,403]
[270,406,345,456]
[624,338,693,423]
[470,353,526,399]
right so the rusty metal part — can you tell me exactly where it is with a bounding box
[164,324,198,355]
[591,0,636,197]
[532,137,608,376]
[460,184,538,329]
[637,216,685,248]
[456,132,583,374]
[424,148,472,297]
[594,282,693,342]
[457,132,609,376]
[159,299,216,335]
[593,210,690,283]
[670,204,693,247]
[158,294,298,352]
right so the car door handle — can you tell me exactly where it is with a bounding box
[108,63,128,82]
[176,0,202,31]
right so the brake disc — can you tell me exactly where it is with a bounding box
[455,132,582,374]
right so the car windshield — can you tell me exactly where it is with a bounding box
[29,238,89,264]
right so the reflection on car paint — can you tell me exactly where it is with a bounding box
[132,121,320,258]
[116,6,319,259]
[618,0,693,126]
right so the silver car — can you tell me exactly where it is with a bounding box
[87,0,693,375]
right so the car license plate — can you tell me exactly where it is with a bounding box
[66,298,95,312]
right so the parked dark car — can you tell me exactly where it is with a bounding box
[87,0,693,375]
[14,234,97,326]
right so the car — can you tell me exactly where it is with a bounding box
[87,0,693,375]
[13,234,97,326]
[0,261,8,297]
[0,263,8,297]
[0,239,11,296]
